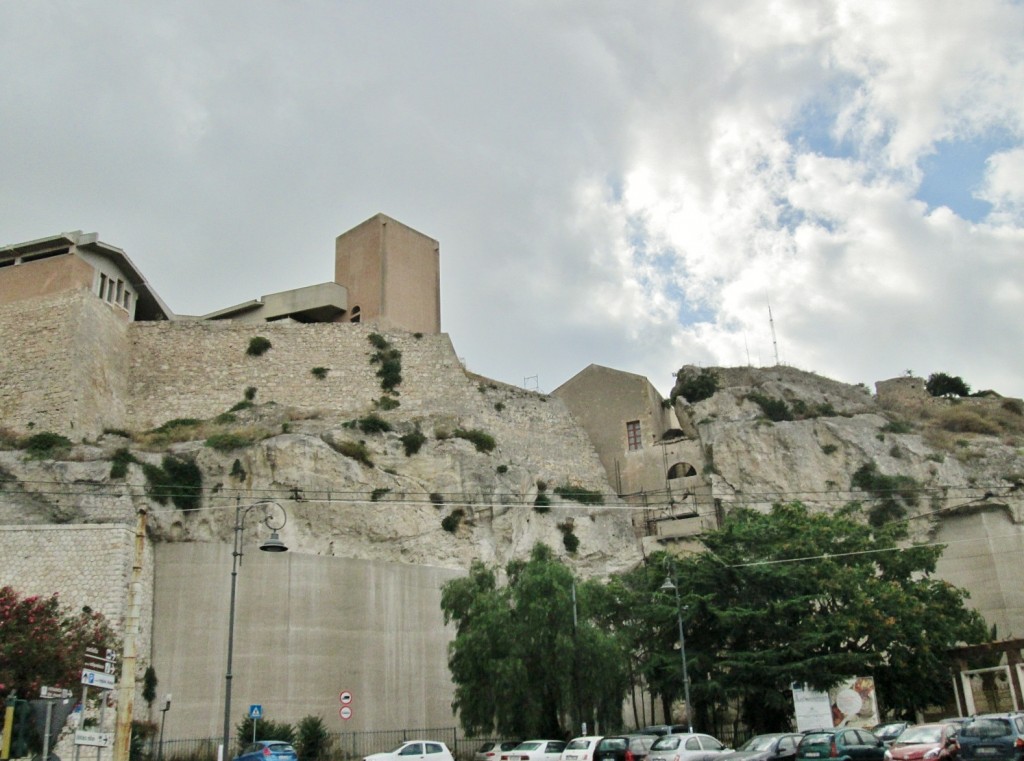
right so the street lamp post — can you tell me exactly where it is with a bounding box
[158,694,171,761]
[660,571,693,733]
[222,500,288,761]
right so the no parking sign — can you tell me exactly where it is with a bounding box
[339,690,353,720]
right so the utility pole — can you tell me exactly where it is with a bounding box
[113,510,147,761]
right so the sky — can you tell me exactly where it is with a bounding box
[2,1,1023,398]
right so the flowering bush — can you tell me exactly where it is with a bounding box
[0,586,117,704]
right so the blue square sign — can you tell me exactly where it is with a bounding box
[248,705,262,719]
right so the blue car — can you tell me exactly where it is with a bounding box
[233,741,299,761]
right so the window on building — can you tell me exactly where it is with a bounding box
[350,305,361,323]
[626,420,642,451]
[98,273,108,298]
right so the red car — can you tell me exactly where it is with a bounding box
[884,724,959,761]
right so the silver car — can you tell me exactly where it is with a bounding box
[649,734,731,761]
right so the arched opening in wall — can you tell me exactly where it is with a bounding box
[350,306,360,323]
[667,462,697,479]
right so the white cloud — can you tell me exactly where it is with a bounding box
[0,0,1022,399]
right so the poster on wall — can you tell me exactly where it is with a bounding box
[792,677,880,732]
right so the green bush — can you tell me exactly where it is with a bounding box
[400,429,427,456]
[370,487,390,502]
[672,367,719,404]
[441,509,465,533]
[533,493,551,513]
[230,459,247,480]
[20,431,73,458]
[553,484,604,505]
[151,418,203,434]
[246,337,272,357]
[367,332,389,350]
[430,492,444,505]
[229,400,254,412]
[747,393,792,422]
[562,531,580,553]
[236,717,294,746]
[143,455,203,511]
[375,395,400,410]
[494,402,505,412]
[311,367,328,379]
[295,715,332,761]
[453,428,496,453]
[375,354,402,392]
[496,464,509,474]
[214,412,238,425]
[851,461,920,527]
[820,443,838,455]
[205,433,253,452]
[110,448,139,479]
[330,440,374,468]
[881,419,913,434]
[356,414,392,434]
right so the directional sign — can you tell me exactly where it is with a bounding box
[75,730,114,747]
[248,705,263,719]
[84,646,118,663]
[40,686,73,699]
[339,706,353,721]
[83,658,117,675]
[81,669,116,690]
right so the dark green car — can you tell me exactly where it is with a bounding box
[797,729,886,761]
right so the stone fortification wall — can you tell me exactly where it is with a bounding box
[127,320,608,483]
[0,521,155,669]
[0,290,129,439]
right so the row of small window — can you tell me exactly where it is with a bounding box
[98,273,131,311]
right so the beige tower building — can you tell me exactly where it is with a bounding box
[335,213,441,334]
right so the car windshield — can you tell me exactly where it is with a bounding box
[962,720,1012,739]
[651,738,681,751]
[897,728,943,745]
[566,741,591,750]
[876,725,905,739]
[740,737,778,752]
[601,740,628,751]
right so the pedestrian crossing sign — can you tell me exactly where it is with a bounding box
[249,705,262,719]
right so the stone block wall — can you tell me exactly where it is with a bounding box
[0,290,129,439]
[0,521,154,667]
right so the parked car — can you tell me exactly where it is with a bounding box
[479,744,527,761]
[594,735,657,761]
[234,741,299,761]
[503,741,569,761]
[649,733,731,761]
[364,741,456,761]
[641,727,692,738]
[884,723,959,761]
[721,734,803,761]
[797,729,886,761]
[955,713,1024,761]
[874,725,913,748]
[563,737,606,761]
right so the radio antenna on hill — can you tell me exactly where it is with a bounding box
[768,299,780,366]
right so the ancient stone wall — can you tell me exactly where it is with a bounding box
[0,289,129,438]
[0,521,155,669]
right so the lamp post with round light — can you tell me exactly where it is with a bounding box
[221,500,288,761]
[660,571,693,733]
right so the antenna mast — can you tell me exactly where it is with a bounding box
[768,300,780,366]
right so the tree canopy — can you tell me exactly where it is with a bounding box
[926,372,971,397]
[0,586,118,701]
[440,544,629,738]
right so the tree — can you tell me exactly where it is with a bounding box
[0,586,118,701]
[926,372,971,397]
[663,503,988,729]
[440,544,629,738]
[142,665,158,717]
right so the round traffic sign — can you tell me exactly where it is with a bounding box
[339,706,353,720]
[339,691,353,705]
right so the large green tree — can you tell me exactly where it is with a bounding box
[440,544,629,738]
[664,502,988,731]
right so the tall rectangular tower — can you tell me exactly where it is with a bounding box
[334,214,441,334]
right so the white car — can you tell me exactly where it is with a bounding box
[478,743,527,761]
[648,734,731,761]
[364,741,455,761]
[562,737,605,761]
[503,740,569,761]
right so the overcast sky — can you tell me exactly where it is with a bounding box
[2,2,1023,398]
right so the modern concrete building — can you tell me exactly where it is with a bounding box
[0,230,172,321]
